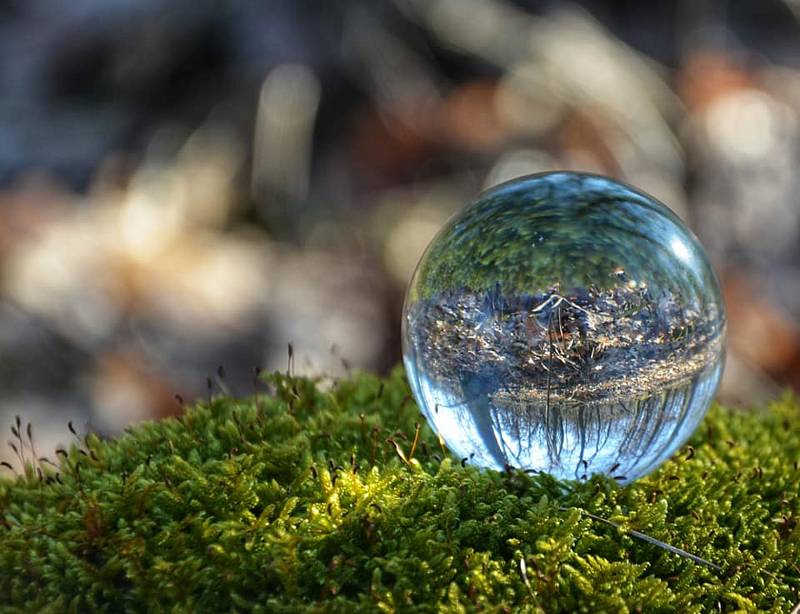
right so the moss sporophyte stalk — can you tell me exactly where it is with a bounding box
[0,368,798,611]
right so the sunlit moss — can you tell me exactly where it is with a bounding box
[0,368,798,612]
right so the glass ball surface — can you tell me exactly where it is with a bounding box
[402,172,725,484]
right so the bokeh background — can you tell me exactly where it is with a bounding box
[2,0,799,460]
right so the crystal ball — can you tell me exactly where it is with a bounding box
[402,172,725,483]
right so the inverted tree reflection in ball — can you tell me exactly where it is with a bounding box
[402,173,725,484]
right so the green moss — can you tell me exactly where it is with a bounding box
[1,368,798,612]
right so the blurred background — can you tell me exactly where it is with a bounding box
[2,0,800,459]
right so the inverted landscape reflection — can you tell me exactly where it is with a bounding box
[402,173,725,483]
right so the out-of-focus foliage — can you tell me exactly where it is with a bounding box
[2,0,800,453]
[1,370,798,611]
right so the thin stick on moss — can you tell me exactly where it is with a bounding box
[565,506,722,572]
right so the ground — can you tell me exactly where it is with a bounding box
[0,367,798,612]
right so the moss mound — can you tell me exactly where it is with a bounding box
[1,368,798,612]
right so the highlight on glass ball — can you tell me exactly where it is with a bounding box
[402,172,726,484]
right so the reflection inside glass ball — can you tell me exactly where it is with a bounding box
[402,172,725,484]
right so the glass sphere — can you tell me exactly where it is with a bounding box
[402,172,725,484]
